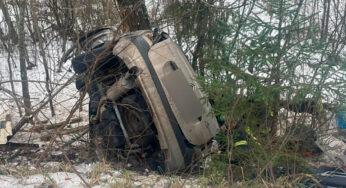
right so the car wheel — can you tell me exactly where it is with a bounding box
[119,93,156,149]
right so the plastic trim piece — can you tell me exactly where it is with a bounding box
[130,36,193,167]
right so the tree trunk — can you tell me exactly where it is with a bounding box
[0,6,23,117]
[116,0,151,32]
[191,0,210,73]
[0,0,18,45]
[17,0,32,114]
[7,48,23,117]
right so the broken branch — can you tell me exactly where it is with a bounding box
[30,117,83,132]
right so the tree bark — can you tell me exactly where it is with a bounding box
[116,0,151,32]
[191,0,210,73]
[7,49,23,117]
[17,0,32,114]
[0,0,18,44]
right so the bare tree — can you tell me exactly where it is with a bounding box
[17,0,32,114]
[0,1,23,116]
[29,0,55,116]
[0,0,18,45]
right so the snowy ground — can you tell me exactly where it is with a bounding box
[0,41,90,143]
[0,161,205,188]
[0,43,210,188]
[0,38,345,187]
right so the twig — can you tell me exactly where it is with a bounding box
[0,80,64,85]
[0,86,22,98]
[55,140,91,188]
[30,117,83,132]
[39,126,88,142]
[57,125,88,135]
[63,128,89,147]
[8,74,77,140]
[35,87,87,167]
[202,0,248,10]
[35,0,144,169]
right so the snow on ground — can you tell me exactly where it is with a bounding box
[0,40,88,119]
[0,42,90,144]
[0,161,204,188]
[316,134,346,167]
[0,40,207,188]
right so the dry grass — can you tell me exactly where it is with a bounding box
[88,161,113,185]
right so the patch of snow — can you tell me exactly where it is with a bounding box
[74,163,94,175]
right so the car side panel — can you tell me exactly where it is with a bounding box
[148,39,219,145]
[113,35,186,171]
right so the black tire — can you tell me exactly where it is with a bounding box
[71,43,113,74]
[88,80,102,142]
[100,103,125,148]
[89,101,126,159]
[119,93,156,148]
[72,52,97,74]
[75,74,86,90]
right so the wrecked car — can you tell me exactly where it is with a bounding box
[71,28,219,171]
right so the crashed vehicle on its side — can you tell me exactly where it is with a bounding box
[71,28,219,171]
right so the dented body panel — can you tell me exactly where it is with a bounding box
[113,31,219,170]
[72,29,219,171]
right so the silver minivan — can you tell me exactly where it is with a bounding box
[72,28,219,171]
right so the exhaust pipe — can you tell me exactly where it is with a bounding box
[93,67,138,123]
[106,71,136,101]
